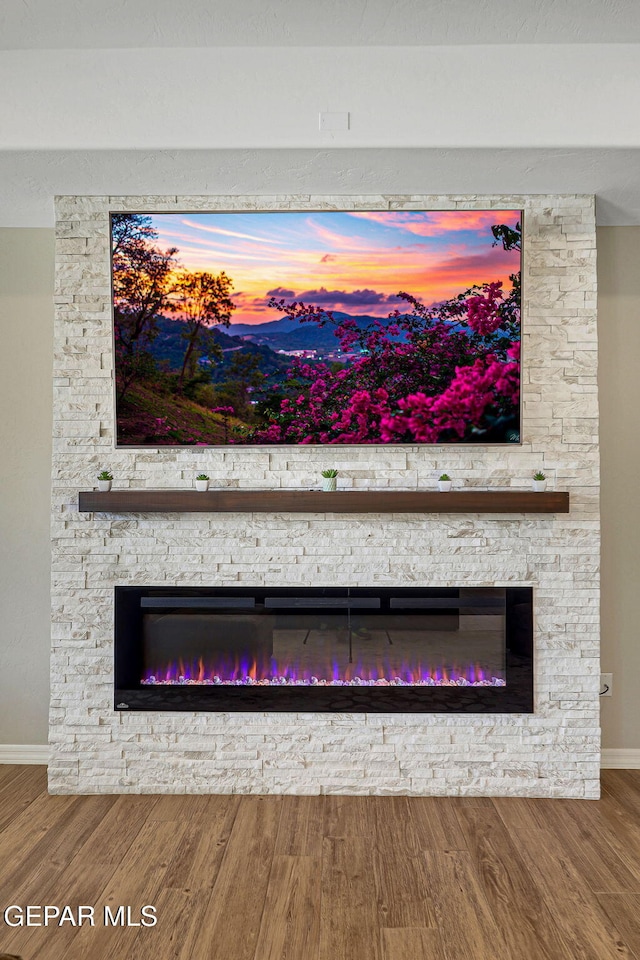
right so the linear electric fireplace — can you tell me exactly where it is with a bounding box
[115,586,533,713]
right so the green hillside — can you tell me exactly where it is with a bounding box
[116,380,245,446]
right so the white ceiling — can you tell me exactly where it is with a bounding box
[1,0,639,47]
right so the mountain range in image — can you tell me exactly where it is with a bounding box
[149,311,407,379]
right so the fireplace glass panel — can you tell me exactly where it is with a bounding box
[115,586,533,712]
[140,590,507,688]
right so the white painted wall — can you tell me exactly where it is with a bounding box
[4,149,640,228]
[3,46,640,150]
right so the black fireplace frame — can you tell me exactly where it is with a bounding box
[114,585,533,713]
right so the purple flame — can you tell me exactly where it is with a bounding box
[142,654,504,687]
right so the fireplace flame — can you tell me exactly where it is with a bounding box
[142,655,505,687]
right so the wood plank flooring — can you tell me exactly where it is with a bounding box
[0,768,639,960]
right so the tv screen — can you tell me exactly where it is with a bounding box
[111,209,522,446]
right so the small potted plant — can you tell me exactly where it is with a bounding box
[438,473,452,492]
[321,468,338,492]
[195,473,210,492]
[97,470,113,492]
[532,470,547,492]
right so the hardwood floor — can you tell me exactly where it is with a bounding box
[0,768,639,959]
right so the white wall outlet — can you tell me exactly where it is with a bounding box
[600,673,613,697]
[319,111,350,132]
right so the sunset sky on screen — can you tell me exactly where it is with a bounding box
[150,210,521,324]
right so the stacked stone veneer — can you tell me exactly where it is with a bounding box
[50,194,600,798]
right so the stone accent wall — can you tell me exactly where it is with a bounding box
[50,195,600,797]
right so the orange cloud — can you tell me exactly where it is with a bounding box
[305,219,380,253]
[348,210,520,238]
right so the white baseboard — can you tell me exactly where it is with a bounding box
[601,749,640,769]
[0,744,48,764]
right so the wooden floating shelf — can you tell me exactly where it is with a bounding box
[78,489,570,515]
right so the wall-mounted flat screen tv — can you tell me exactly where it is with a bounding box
[111,209,522,446]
